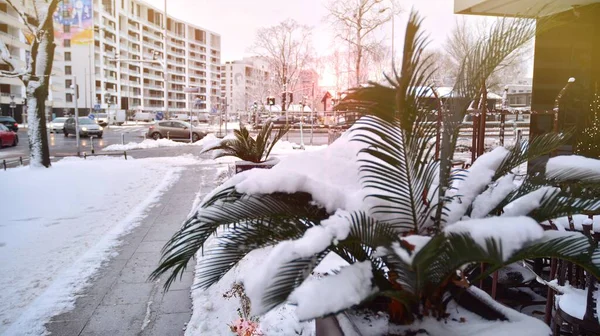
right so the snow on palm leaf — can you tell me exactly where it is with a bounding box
[0,0,59,168]
[152,10,600,333]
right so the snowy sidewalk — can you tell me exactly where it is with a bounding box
[45,165,222,336]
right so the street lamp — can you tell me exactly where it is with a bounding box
[9,94,15,118]
[379,1,396,61]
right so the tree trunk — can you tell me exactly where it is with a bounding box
[27,29,55,168]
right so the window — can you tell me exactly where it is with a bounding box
[64,24,71,33]
[64,39,71,47]
[65,66,72,75]
[65,79,72,88]
[66,93,73,102]
[64,52,71,61]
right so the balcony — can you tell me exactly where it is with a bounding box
[0,31,27,49]
[0,11,25,30]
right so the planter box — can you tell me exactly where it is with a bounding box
[235,157,279,174]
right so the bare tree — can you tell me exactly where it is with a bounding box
[251,19,313,111]
[326,0,399,87]
[0,0,60,168]
[444,17,532,92]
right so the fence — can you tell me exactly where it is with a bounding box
[2,151,128,171]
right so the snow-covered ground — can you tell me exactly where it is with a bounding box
[103,135,327,156]
[0,155,200,335]
[102,134,221,151]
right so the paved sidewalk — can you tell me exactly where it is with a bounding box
[46,164,222,336]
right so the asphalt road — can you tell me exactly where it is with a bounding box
[0,125,331,162]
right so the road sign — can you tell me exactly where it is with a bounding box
[156,111,164,120]
[93,104,101,111]
[9,102,16,108]
[89,114,95,120]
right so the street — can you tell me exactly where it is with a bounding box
[0,124,331,161]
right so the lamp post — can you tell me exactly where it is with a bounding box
[9,95,15,118]
[379,0,396,61]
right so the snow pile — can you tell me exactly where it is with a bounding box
[289,261,375,321]
[244,212,352,315]
[555,285,600,324]
[0,156,198,335]
[103,138,188,151]
[546,155,600,182]
[103,134,222,151]
[445,147,510,224]
[444,216,544,261]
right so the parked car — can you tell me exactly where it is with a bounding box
[146,120,206,142]
[133,111,156,122]
[63,117,103,138]
[48,117,68,133]
[0,124,18,147]
[0,116,18,132]
[94,113,109,126]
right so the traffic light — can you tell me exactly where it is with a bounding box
[289,93,293,104]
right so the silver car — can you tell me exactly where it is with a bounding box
[48,117,68,133]
[146,120,206,142]
[63,117,104,138]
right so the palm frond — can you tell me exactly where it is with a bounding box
[194,218,315,290]
[261,252,328,313]
[150,191,328,290]
[437,17,538,225]
[493,132,569,180]
[352,115,438,233]
[421,228,599,290]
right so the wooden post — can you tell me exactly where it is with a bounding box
[478,86,488,157]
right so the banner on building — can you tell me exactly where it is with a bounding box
[53,0,93,45]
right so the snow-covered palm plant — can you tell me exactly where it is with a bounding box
[152,11,600,333]
[203,122,290,163]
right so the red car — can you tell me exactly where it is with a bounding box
[0,123,18,148]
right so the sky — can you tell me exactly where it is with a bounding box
[141,0,519,85]
[143,0,463,60]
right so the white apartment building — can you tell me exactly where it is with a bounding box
[49,0,221,117]
[220,57,271,114]
[0,0,28,122]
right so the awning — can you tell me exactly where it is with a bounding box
[454,0,600,17]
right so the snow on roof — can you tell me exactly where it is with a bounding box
[414,86,503,100]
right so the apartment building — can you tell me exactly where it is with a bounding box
[0,0,28,122]
[50,0,221,116]
[220,57,271,114]
[505,83,532,109]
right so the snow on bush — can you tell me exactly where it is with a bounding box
[444,216,544,261]
[232,132,366,213]
[546,155,600,182]
[445,147,510,224]
[244,211,352,315]
[289,261,375,321]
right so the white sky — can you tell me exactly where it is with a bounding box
[141,0,521,85]
[143,0,467,60]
